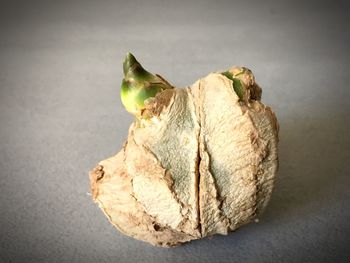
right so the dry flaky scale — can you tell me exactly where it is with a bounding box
[89,53,279,247]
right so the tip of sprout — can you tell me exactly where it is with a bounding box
[123,52,137,75]
[125,52,134,60]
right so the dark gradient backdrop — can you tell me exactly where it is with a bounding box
[0,0,349,262]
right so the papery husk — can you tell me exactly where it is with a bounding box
[90,69,279,247]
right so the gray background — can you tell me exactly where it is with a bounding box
[1,0,349,262]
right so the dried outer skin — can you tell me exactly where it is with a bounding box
[190,73,279,236]
[132,88,200,238]
[90,88,201,247]
[89,153,194,247]
[89,69,279,247]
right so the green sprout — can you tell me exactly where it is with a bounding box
[120,52,173,118]
[221,71,244,100]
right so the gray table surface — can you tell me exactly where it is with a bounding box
[1,0,349,262]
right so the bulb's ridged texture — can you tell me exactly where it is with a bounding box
[90,57,279,247]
